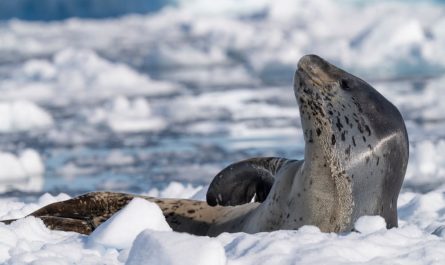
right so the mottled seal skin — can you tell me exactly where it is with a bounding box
[1,55,409,236]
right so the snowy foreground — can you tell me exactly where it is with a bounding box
[2,184,445,265]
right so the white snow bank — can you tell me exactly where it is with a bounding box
[0,217,121,265]
[0,100,53,132]
[89,96,166,133]
[217,224,445,265]
[1,49,179,104]
[126,230,226,265]
[89,198,172,249]
[1,189,445,264]
[0,149,44,192]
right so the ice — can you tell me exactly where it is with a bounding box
[0,149,44,192]
[0,49,179,104]
[145,181,203,199]
[126,230,226,265]
[0,100,53,132]
[89,198,172,249]
[0,0,443,87]
[89,96,166,133]
[166,66,258,87]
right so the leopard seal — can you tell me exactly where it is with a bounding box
[1,54,409,236]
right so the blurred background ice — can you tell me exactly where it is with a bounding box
[0,0,444,198]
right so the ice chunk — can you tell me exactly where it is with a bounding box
[145,181,203,199]
[0,101,53,132]
[1,49,179,104]
[89,96,166,133]
[0,149,44,192]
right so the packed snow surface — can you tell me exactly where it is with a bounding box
[2,187,445,264]
[0,0,445,264]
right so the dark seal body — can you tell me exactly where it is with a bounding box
[1,55,409,236]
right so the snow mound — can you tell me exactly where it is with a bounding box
[0,216,119,265]
[126,230,226,265]
[0,101,53,132]
[89,198,172,249]
[89,96,166,133]
[0,149,44,192]
[354,216,387,234]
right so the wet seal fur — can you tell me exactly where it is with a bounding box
[1,55,409,236]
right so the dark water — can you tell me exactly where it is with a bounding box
[0,0,444,21]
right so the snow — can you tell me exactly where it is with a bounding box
[2,189,445,265]
[89,198,172,249]
[126,230,226,265]
[354,216,387,234]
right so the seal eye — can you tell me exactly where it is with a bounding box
[340,79,350,90]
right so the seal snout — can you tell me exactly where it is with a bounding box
[297,54,327,73]
[295,54,327,91]
[298,54,323,71]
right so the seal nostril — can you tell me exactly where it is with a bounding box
[340,79,350,90]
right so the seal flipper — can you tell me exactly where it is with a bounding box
[0,216,93,234]
[0,192,136,234]
[206,157,295,206]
